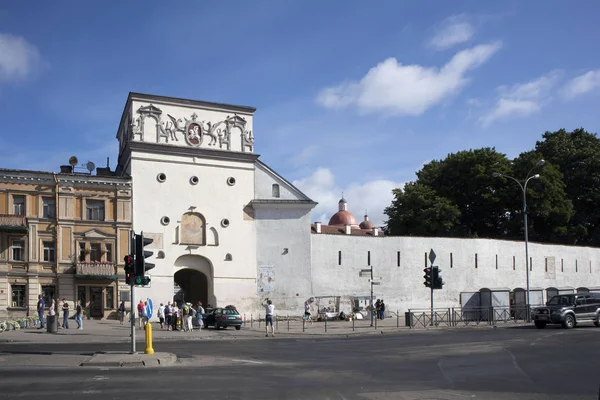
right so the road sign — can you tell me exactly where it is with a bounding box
[429,249,437,264]
[359,270,371,277]
[371,282,381,286]
[147,298,153,319]
[369,277,382,282]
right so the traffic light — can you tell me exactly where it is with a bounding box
[433,266,444,289]
[135,232,155,286]
[423,267,432,288]
[124,255,134,285]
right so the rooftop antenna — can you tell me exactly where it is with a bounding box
[86,161,96,174]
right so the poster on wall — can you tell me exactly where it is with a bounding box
[257,264,276,293]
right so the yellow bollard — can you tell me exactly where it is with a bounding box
[144,322,154,355]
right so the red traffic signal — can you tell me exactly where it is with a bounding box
[124,255,132,264]
[423,267,433,288]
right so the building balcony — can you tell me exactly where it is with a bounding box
[75,262,117,280]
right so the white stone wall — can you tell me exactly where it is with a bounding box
[254,207,313,315]
[311,234,600,314]
[254,162,304,200]
[129,149,258,313]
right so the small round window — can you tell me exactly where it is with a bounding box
[161,216,170,226]
[221,219,230,228]
[157,173,167,183]
[190,176,199,185]
[157,251,165,259]
[227,177,236,186]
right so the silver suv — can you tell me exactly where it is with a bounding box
[532,293,600,329]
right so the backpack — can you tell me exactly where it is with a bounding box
[183,305,189,315]
[190,307,196,317]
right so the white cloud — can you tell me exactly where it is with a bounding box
[561,70,600,100]
[316,42,502,117]
[480,71,561,127]
[291,145,320,166]
[0,33,41,82]
[429,14,475,51]
[293,167,403,228]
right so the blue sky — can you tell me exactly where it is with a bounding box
[1,1,600,226]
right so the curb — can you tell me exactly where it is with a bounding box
[79,352,178,368]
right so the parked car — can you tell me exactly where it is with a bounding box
[203,306,243,330]
[532,293,600,329]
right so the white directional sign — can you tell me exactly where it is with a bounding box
[359,269,371,277]
[429,249,437,264]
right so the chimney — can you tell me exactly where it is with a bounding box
[344,224,352,235]
[314,222,322,233]
[59,165,72,174]
[372,227,379,236]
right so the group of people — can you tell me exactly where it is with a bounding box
[374,299,386,320]
[128,300,209,332]
[36,295,84,330]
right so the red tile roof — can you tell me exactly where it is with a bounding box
[311,224,385,237]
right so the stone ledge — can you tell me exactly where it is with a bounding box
[79,351,177,367]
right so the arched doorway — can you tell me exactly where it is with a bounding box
[173,254,215,306]
[174,269,208,306]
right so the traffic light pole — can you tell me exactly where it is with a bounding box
[430,270,434,327]
[370,265,374,327]
[130,280,136,354]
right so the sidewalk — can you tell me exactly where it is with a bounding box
[0,315,528,345]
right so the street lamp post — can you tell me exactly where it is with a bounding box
[493,159,545,320]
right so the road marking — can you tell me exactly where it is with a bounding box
[503,347,532,383]
[82,390,101,394]
[437,358,453,384]
[93,375,109,381]
[231,359,264,364]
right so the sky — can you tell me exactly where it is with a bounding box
[1,1,600,227]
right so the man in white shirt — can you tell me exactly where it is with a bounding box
[263,299,275,337]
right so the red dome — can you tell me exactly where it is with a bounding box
[328,210,359,227]
[359,220,375,230]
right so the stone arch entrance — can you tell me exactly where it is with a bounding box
[173,255,215,306]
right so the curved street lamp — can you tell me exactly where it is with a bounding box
[492,159,545,320]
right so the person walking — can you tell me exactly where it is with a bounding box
[61,298,70,329]
[75,300,83,329]
[37,295,45,329]
[196,301,205,330]
[379,300,386,320]
[263,298,275,337]
[137,300,144,329]
[157,303,165,329]
[118,301,126,325]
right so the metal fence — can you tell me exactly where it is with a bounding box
[405,305,534,329]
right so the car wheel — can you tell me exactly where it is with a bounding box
[594,314,600,327]
[534,321,547,329]
[235,326,241,330]
[562,314,575,329]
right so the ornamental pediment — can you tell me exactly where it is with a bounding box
[82,229,112,239]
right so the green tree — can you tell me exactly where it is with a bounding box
[535,128,600,245]
[384,183,460,236]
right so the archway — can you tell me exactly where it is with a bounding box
[173,254,215,306]
[174,269,208,306]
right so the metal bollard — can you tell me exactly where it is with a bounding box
[287,315,290,331]
[251,314,253,328]
[244,314,246,326]
[276,315,278,331]
[352,316,355,331]
[375,314,378,329]
[397,310,399,328]
[325,316,327,333]
[144,323,154,355]
[303,318,305,332]
[259,314,261,329]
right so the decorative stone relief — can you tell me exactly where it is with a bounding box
[180,212,205,245]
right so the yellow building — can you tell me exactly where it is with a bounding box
[0,165,132,319]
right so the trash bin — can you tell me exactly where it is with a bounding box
[404,312,413,328]
[46,315,58,333]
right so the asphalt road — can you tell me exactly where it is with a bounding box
[0,325,598,399]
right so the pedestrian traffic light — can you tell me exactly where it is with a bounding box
[135,232,155,285]
[423,267,432,288]
[124,255,134,285]
[433,266,444,289]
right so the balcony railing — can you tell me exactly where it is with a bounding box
[76,262,115,276]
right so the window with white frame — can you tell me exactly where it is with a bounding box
[86,200,105,221]
[11,240,25,261]
[272,184,280,198]
[42,197,56,219]
[13,195,25,215]
[11,284,26,307]
[41,285,55,307]
[105,243,113,263]
[90,243,102,262]
[43,241,55,262]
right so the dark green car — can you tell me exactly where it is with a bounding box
[203,306,243,330]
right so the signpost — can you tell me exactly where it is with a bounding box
[360,267,380,327]
[129,231,136,354]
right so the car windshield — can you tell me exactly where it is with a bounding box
[222,308,239,315]
[548,295,575,306]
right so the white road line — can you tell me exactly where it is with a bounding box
[93,375,109,381]
[231,359,264,364]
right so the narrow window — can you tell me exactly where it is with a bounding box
[561,258,564,272]
[13,195,25,215]
[105,287,114,309]
[11,284,26,307]
[512,256,516,271]
[105,243,113,263]
[271,184,280,198]
[367,251,371,266]
[42,197,56,219]
[43,241,55,262]
[475,253,478,269]
[576,259,578,273]
[11,240,25,261]
[590,261,592,274]
[79,242,86,262]
[338,250,342,266]
[41,285,56,307]
[529,257,533,271]
[397,251,401,267]
[424,252,427,268]
[545,258,548,272]
[495,254,498,270]
[90,243,102,262]
[450,253,453,268]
